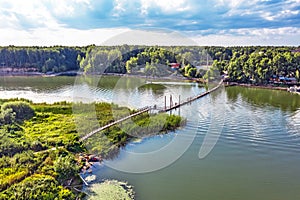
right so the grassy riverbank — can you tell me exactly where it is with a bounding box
[0,99,184,199]
[224,82,288,91]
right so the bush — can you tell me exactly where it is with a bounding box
[0,108,15,124]
[1,101,35,123]
[54,155,79,185]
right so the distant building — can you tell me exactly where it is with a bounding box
[291,49,300,53]
[270,75,298,84]
[169,63,180,69]
[285,77,297,84]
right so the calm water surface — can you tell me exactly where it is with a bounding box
[1,76,300,200]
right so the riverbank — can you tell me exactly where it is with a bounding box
[0,98,185,199]
[0,70,81,77]
[0,70,206,83]
[77,157,135,199]
[224,82,289,91]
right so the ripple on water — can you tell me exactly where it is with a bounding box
[2,76,300,200]
[219,98,300,156]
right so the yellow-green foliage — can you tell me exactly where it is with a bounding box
[23,113,77,147]
[0,99,184,198]
[0,169,29,192]
[0,174,75,200]
[85,112,184,158]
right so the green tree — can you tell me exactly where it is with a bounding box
[145,63,158,77]
[125,57,138,73]
[296,70,300,82]
[187,68,197,78]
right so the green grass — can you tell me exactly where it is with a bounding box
[23,113,78,147]
[0,99,185,199]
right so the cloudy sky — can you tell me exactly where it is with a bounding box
[0,0,300,46]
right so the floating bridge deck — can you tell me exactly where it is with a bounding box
[79,107,151,142]
[79,80,223,141]
[161,80,223,112]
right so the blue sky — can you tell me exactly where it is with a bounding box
[0,0,300,46]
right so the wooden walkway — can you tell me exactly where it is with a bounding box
[162,80,223,112]
[79,80,223,141]
[79,106,151,141]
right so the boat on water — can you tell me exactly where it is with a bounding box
[288,86,300,94]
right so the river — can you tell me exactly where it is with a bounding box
[1,76,300,200]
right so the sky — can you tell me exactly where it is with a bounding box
[0,0,300,46]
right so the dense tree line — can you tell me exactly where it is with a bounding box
[79,46,210,78]
[0,45,211,78]
[1,45,299,82]
[206,46,300,83]
[0,46,85,73]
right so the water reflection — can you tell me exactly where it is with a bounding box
[226,86,300,111]
[138,83,166,95]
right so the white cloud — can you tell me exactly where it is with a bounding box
[0,0,62,29]
[214,0,244,8]
[214,0,264,11]
[228,27,300,38]
[111,0,191,16]
[140,0,190,14]
[112,0,128,16]
[193,27,300,46]
[0,27,129,46]
[262,9,299,21]
[42,0,92,17]
[0,10,19,29]
[0,0,94,31]
[101,29,196,45]
[0,26,299,46]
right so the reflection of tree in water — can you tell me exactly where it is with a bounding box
[226,86,300,111]
[138,83,167,95]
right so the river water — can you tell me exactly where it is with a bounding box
[1,76,300,200]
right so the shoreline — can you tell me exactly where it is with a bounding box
[0,70,81,77]
[224,82,292,92]
[0,70,205,83]
[2,71,298,90]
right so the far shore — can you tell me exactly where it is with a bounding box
[0,70,205,83]
[2,71,299,92]
[0,70,80,77]
[224,81,298,92]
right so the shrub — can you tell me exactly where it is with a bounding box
[54,155,79,185]
[1,102,35,123]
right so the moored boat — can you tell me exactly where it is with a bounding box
[288,86,300,94]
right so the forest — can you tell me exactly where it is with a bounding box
[0,45,299,83]
[206,46,300,84]
[0,99,183,199]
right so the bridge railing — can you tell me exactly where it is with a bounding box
[80,80,224,141]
